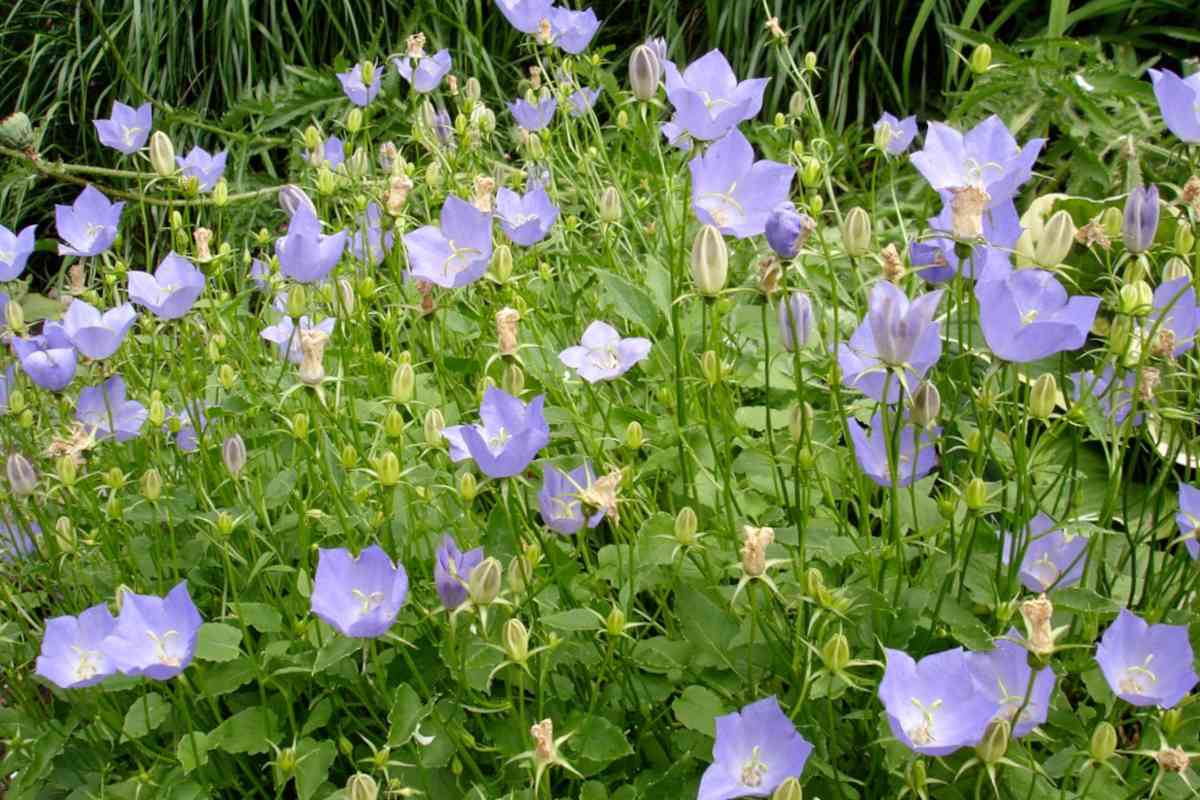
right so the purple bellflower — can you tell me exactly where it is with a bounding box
[56,185,123,257]
[0,364,14,412]
[689,129,794,239]
[697,696,812,800]
[496,0,554,34]
[966,631,1055,738]
[1174,482,1200,560]
[1123,185,1159,254]
[276,205,348,283]
[910,115,1044,205]
[836,282,943,403]
[434,534,484,610]
[1096,608,1198,708]
[549,7,600,54]
[874,112,918,156]
[538,462,599,535]
[309,136,346,169]
[12,322,77,390]
[169,403,208,452]
[311,545,409,638]
[101,581,202,680]
[1145,276,1198,357]
[662,49,768,143]
[36,603,118,689]
[558,321,651,383]
[879,647,999,756]
[62,299,136,360]
[568,86,602,116]
[509,97,557,131]
[778,292,814,352]
[76,375,147,442]
[261,316,335,364]
[442,387,550,479]
[176,147,227,193]
[127,251,205,320]
[93,101,152,155]
[403,195,493,289]
[497,183,559,246]
[394,49,452,93]
[914,196,1021,284]
[279,184,318,219]
[337,63,382,106]
[976,270,1099,363]
[765,203,814,259]
[351,202,395,267]
[1001,512,1087,592]
[249,258,270,291]
[0,223,36,280]
[847,410,940,488]
[1069,366,1141,427]
[1148,68,1200,143]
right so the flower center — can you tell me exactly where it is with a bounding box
[488,426,511,453]
[739,746,769,787]
[443,240,482,277]
[699,91,735,114]
[1020,309,1039,326]
[1119,657,1158,696]
[550,496,579,520]
[146,629,181,667]
[589,346,622,371]
[81,222,106,248]
[907,698,942,745]
[71,645,102,681]
[121,126,144,146]
[351,588,385,617]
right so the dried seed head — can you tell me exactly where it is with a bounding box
[740,525,774,577]
[496,307,521,356]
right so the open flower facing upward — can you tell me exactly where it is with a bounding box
[1148,68,1200,143]
[403,196,493,289]
[698,696,812,800]
[548,6,599,54]
[976,270,1099,363]
[394,48,452,94]
[128,251,205,320]
[910,115,1044,207]
[0,223,36,280]
[509,96,557,131]
[93,101,152,155]
[176,147,227,193]
[443,387,550,478]
[1145,277,1198,357]
[101,582,203,680]
[874,112,918,156]
[311,545,409,638]
[1174,482,1200,560]
[879,647,999,756]
[558,321,651,383]
[62,299,137,360]
[261,316,335,364]
[689,129,794,239]
[434,534,484,610]
[1001,513,1088,592]
[538,462,599,534]
[36,603,118,689]
[76,375,147,442]
[337,62,381,106]
[496,0,553,34]
[496,182,559,246]
[662,49,768,144]
[13,322,77,390]
[847,410,940,488]
[276,206,348,284]
[1096,609,1198,708]
[56,185,124,257]
[837,281,943,403]
[966,632,1055,738]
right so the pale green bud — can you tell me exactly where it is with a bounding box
[346,107,363,134]
[346,773,379,800]
[384,409,405,439]
[821,632,850,673]
[800,157,822,187]
[291,412,309,440]
[212,177,228,207]
[1119,280,1153,317]
[424,408,445,447]
[624,420,644,450]
[788,90,805,118]
[374,451,401,487]
[771,777,802,800]
[842,207,872,257]
[691,225,728,296]
[503,618,530,663]
[1175,224,1195,255]
[976,719,1009,764]
[149,131,176,177]
[340,444,357,470]
[391,363,415,404]
[1163,257,1192,284]
[1035,210,1075,267]
[701,350,721,386]
[490,244,514,283]
[303,125,322,151]
[964,477,988,511]
[459,471,477,502]
[57,454,77,487]
[5,300,23,334]
[599,185,622,224]
[140,468,163,502]
[605,605,626,638]
[219,363,237,391]
[467,557,502,606]
[970,43,992,75]
[1090,721,1116,762]
[674,506,698,545]
[803,51,818,71]
[1029,373,1058,420]
[287,284,307,318]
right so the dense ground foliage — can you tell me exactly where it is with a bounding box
[1,2,1199,799]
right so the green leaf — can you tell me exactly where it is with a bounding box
[301,698,332,737]
[593,268,661,333]
[234,602,283,633]
[572,715,633,773]
[198,656,256,696]
[388,683,432,747]
[541,608,601,632]
[1052,586,1122,615]
[313,634,360,673]
[211,707,278,755]
[295,738,337,800]
[176,732,211,773]
[672,686,730,737]
[676,587,738,670]
[264,469,297,510]
[123,693,169,739]
[194,623,243,663]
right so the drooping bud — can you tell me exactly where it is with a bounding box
[1122,185,1159,254]
[223,434,246,477]
[1029,373,1058,420]
[297,328,330,385]
[910,381,940,429]
[629,45,661,101]
[970,43,992,75]
[149,131,176,177]
[1089,722,1117,763]
[467,557,502,606]
[599,186,621,223]
[675,506,698,545]
[975,719,1009,765]
[691,225,728,296]
[496,307,520,356]
[6,453,37,496]
[1034,210,1076,268]
[842,207,872,257]
[391,363,415,404]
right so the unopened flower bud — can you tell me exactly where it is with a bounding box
[674,506,698,545]
[467,557,502,606]
[340,444,357,470]
[458,471,478,502]
[599,185,621,223]
[425,161,443,189]
[140,468,163,502]
[910,382,940,429]
[1123,185,1159,254]
[701,350,721,386]
[391,363,415,404]
[6,452,36,496]
[374,451,401,487]
[1090,721,1116,763]
[821,632,850,672]
[384,409,405,439]
[147,397,166,428]
[346,773,379,800]
[465,76,482,103]
[789,402,813,443]
[804,51,818,71]
[212,177,229,207]
[605,605,626,638]
[616,109,629,129]
[149,131,175,177]
[843,207,872,257]
[291,412,309,439]
[1119,280,1153,317]
[1029,373,1057,420]
[504,618,530,663]
[964,477,988,511]
[771,777,802,800]
[691,225,728,296]
[1163,257,1191,284]
[424,408,445,446]
[970,43,992,75]
[56,454,77,487]
[222,434,246,477]
[624,420,644,450]
[629,44,661,101]
[975,719,1009,765]
[346,107,363,135]
[503,363,525,396]
[1035,210,1075,267]
[800,157,822,188]
[490,244,514,283]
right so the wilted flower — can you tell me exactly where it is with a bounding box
[403,196,493,289]
[93,101,152,155]
[698,696,812,800]
[1123,185,1159,253]
[337,62,382,106]
[966,632,1055,738]
[56,185,124,257]
[879,647,999,756]
[1145,277,1198,357]
[765,203,814,259]
[1096,608,1198,708]
[276,206,348,284]
[394,49,452,93]
[496,0,553,34]
[690,129,794,238]
[311,545,409,638]
[1000,513,1087,592]
[910,116,1044,206]
[976,270,1099,363]
[777,292,813,352]
[558,321,651,383]
[35,603,117,689]
[442,387,550,478]
[548,6,600,54]
[127,251,205,320]
[538,462,599,534]
[496,182,559,246]
[351,202,395,267]
[916,196,1020,283]
[61,299,137,360]
[76,375,147,442]
[261,316,335,364]
[175,147,227,193]
[12,322,77,390]
[567,86,601,116]
[0,223,36,280]
[1148,68,1200,143]
[847,410,940,488]
[662,49,768,143]
[836,282,943,403]
[496,307,520,356]
[434,534,484,610]
[509,97,557,131]
[874,112,917,156]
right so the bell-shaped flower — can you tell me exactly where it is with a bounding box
[765,203,814,259]
[910,115,1044,205]
[497,183,559,246]
[496,0,553,34]
[403,196,493,289]
[558,321,651,383]
[62,299,136,360]
[509,97,557,131]
[847,410,940,488]
[549,7,599,54]
[337,62,381,106]
[308,136,346,169]
[698,696,812,800]
[12,322,77,390]
[1145,277,1198,357]
[279,184,318,219]
[879,647,999,756]
[1096,608,1198,708]
[351,202,395,267]
[1148,68,1200,143]
[966,631,1055,738]
[689,129,794,239]
[35,603,118,689]
[311,545,409,638]
[874,112,917,156]
[434,534,484,610]
[1174,482,1200,560]
[663,49,768,142]
[101,582,202,680]
[56,185,124,257]
[442,387,549,479]
[836,282,942,403]
[261,315,335,365]
[93,101,152,155]
[778,292,814,352]
[538,462,600,535]
[76,375,147,442]
[175,147,226,193]
[275,206,348,283]
[0,223,36,280]
[914,196,1021,284]
[168,402,208,452]
[1001,513,1087,593]
[1123,185,1159,254]
[567,86,601,116]
[394,49,452,93]
[127,251,205,320]
[976,270,1099,363]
